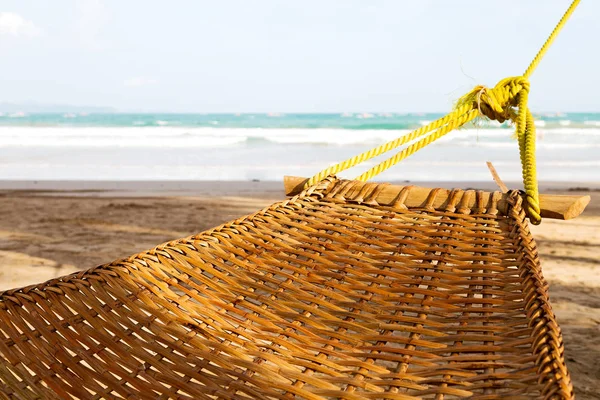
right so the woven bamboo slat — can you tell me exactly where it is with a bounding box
[0,177,574,399]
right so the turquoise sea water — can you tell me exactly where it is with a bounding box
[0,112,599,182]
[2,112,600,129]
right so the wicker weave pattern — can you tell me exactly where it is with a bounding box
[0,178,573,399]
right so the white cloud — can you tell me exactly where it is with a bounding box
[0,12,41,37]
[124,77,158,88]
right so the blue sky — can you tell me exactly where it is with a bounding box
[1,0,598,112]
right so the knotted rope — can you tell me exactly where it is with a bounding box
[305,0,580,225]
[457,77,539,222]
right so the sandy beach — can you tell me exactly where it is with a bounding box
[0,180,598,398]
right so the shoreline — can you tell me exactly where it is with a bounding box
[1,179,597,216]
[2,178,600,192]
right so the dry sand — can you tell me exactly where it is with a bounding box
[0,181,597,398]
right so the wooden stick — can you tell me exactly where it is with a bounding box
[283,176,590,220]
[486,161,509,193]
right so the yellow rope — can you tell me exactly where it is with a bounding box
[523,0,581,78]
[357,77,529,189]
[305,0,580,225]
[354,109,479,182]
[304,106,474,187]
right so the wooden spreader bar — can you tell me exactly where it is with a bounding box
[284,176,590,220]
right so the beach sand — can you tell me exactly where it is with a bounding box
[0,180,597,398]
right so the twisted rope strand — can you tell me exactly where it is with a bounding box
[524,0,581,78]
[355,109,478,182]
[304,107,471,187]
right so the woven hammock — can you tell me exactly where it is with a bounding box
[0,177,578,399]
[0,1,588,398]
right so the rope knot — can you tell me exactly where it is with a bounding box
[459,77,530,124]
[457,76,540,224]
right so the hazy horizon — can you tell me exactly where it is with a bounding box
[1,102,599,115]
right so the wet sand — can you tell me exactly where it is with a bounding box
[0,180,598,398]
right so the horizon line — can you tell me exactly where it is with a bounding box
[3,110,600,115]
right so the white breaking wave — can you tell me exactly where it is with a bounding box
[0,127,247,148]
[0,127,406,147]
[0,126,599,148]
[394,160,600,167]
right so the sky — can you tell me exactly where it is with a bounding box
[1,0,599,113]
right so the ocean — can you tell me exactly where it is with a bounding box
[0,112,598,183]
